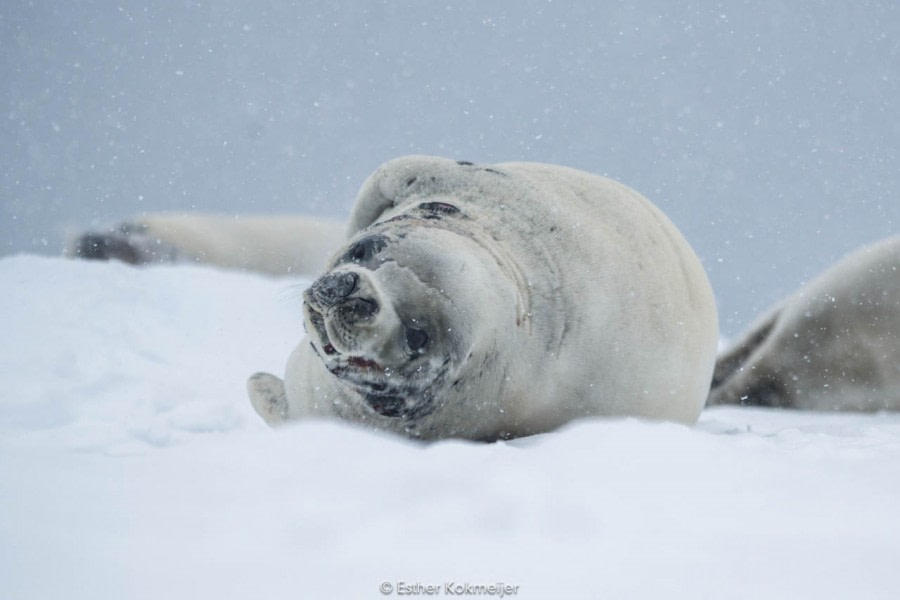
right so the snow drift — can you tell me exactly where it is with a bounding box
[2,255,899,600]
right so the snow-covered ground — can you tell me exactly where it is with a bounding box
[2,255,900,600]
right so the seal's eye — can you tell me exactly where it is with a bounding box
[405,328,429,353]
[346,235,388,264]
[418,202,461,219]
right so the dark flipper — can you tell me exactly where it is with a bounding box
[707,307,786,407]
[67,222,180,265]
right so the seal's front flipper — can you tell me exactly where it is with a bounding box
[247,372,289,426]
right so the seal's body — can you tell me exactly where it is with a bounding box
[708,236,900,412]
[248,156,718,440]
[69,213,344,276]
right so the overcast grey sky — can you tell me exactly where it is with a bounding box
[3,0,898,334]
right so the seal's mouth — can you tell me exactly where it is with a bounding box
[307,304,383,366]
[346,356,381,370]
[301,259,454,422]
[308,308,383,377]
[327,359,417,418]
[302,293,404,417]
[306,311,410,418]
[311,337,446,420]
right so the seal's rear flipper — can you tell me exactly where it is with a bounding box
[67,222,181,265]
[248,372,289,426]
[707,307,782,406]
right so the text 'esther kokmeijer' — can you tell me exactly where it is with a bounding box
[381,581,520,596]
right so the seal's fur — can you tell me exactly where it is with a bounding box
[708,236,900,411]
[249,156,718,439]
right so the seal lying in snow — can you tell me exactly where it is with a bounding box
[69,213,344,276]
[247,155,719,440]
[708,236,900,412]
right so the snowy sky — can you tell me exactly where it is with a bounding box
[3,0,899,335]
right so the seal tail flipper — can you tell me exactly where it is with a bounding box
[67,213,346,275]
[247,372,289,426]
[707,307,782,406]
[66,221,181,265]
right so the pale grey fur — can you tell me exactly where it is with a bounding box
[248,156,718,440]
[709,236,900,411]
[68,213,344,276]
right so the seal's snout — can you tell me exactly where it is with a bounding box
[309,271,359,308]
[304,268,395,357]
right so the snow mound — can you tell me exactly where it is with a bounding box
[2,256,899,600]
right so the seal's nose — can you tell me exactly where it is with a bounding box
[309,271,359,308]
[303,267,399,358]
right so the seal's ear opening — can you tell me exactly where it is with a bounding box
[247,372,289,426]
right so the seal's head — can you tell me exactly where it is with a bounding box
[302,217,510,421]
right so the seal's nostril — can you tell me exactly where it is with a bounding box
[339,272,359,296]
[337,297,379,320]
[311,271,359,307]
